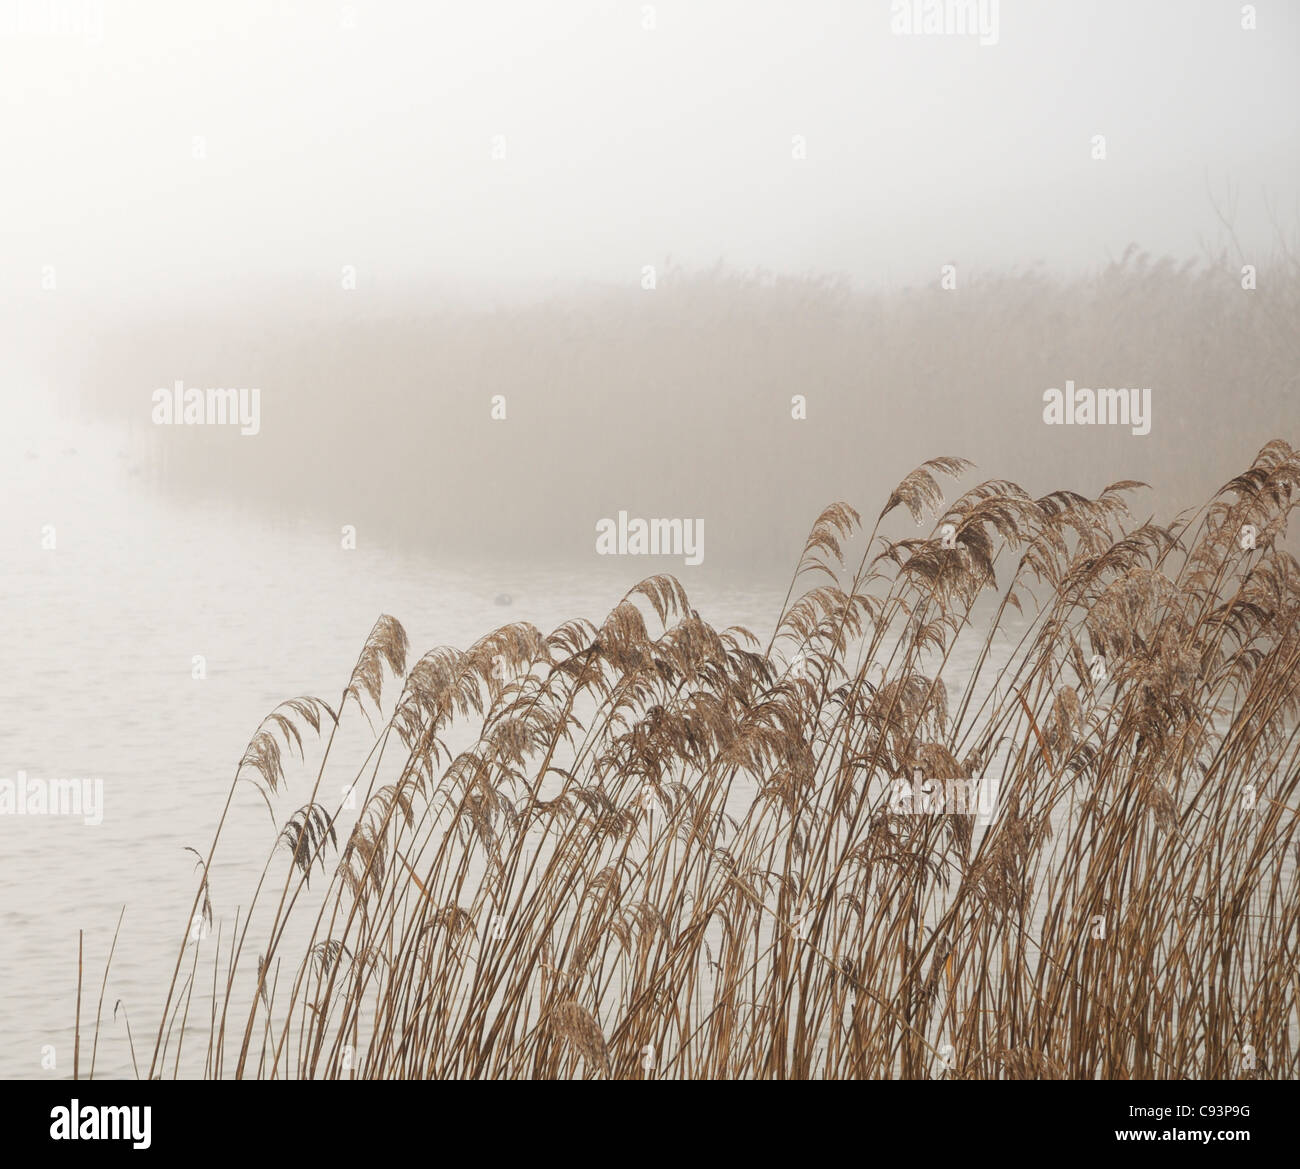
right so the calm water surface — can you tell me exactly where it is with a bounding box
[0,399,795,1079]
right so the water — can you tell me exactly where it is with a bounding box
[14,402,1276,1079]
[0,399,790,1079]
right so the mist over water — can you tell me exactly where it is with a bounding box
[0,398,791,1077]
[3,1,1297,570]
[1,0,1297,1085]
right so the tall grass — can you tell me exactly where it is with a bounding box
[106,440,1298,1079]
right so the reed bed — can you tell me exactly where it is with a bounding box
[88,245,1300,570]
[112,441,1299,1079]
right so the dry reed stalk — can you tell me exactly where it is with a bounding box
[91,440,1300,1080]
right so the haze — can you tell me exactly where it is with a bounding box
[1,0,1297,312]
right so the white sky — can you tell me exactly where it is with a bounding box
[1,0,1297,310]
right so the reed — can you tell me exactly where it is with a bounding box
[104,441,1299,1079]
[85,243,1300,571]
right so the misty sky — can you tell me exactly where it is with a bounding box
[1,0,1297,313]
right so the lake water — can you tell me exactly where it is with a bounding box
[13,398,1273,1081]
[0,395,796,1079]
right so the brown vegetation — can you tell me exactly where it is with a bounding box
[92,441,1300,1079]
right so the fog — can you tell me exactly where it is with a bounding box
[2,0,1297,307]
[1,1,1298,1087]
[1,0,1297,574]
